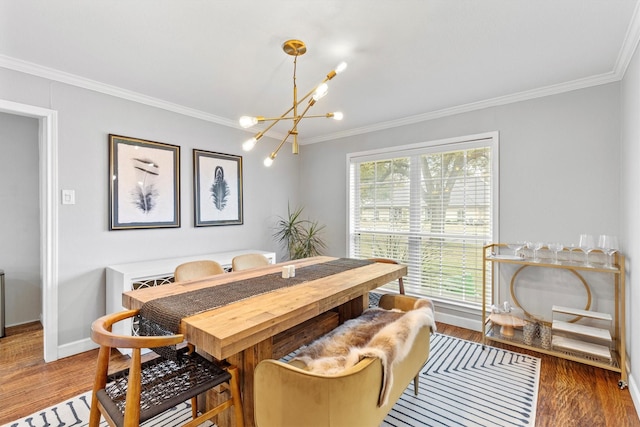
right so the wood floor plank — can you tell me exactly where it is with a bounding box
[0,322,638,426]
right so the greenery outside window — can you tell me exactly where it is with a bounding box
[348,133,498,306]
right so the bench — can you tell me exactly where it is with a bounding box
[253,294,435,427]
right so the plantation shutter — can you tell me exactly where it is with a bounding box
[348,136,496,306]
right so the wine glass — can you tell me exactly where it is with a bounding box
[548,242,564,264]
[598,234,619,268]
[578,234,595,266]
[506,242,524,258]
[526,241,544,262]
[567,243,578,263]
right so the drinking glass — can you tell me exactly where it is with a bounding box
[548,242,564,264]
[578,234,595,266]
[506,242,524,257]
[598,234,619,268]
[568,243,579,263]
[526,241,544,262]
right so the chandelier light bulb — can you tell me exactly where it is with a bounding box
[242,137,257,151]
[263,156,274,167]
[313,83,329,101]
[332,111,344,120]
[335,62,348,74]
[239,116,258,129]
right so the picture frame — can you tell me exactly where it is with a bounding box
[109,134,180,230]
[193,149,243,227]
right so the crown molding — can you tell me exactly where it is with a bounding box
[614,0,640,80]
[0,54,238,128]
[302,70,622,145]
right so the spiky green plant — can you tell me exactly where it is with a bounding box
[274,205,327,260]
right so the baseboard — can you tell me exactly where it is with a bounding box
[5,318,41,328]
[57,337,99,359]
[433,308,482,331]
[628,373,640,419]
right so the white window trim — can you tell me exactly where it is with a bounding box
[346,131,500,330]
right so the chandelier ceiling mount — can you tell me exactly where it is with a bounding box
[282,39,307,56]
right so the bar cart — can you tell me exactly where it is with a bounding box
[482,243,627,389]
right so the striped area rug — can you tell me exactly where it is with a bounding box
[3,334,539,427]
[1,395,212,427]
[384,333,540,426]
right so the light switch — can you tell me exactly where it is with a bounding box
[62,189,75,205]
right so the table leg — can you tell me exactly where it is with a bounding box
[337,294,366,323]
[213,339,272,427]
[241,338,272,427]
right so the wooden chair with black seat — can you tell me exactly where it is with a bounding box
[89,309,244,427]
[231,253,270,271]
[368,258,405,294]
[174,260,225,282]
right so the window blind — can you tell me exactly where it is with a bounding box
[348,136,496,306]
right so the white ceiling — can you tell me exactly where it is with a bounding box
[1,0,639,144]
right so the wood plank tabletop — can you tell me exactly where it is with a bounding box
[122,256,406,359]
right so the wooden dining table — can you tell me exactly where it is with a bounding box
[122,255,407,427]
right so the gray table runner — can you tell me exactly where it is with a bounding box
[139,258,374,336]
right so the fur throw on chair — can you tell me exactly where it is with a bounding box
[292,298,436,406]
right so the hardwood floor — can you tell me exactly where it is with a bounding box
[0,321,638,426]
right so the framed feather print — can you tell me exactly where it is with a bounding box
[109,134,180,230]
[193,149,243,227]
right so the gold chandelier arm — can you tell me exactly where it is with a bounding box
[250,108,293,140]
[255,115,297,122]
[249,75,332,142]
[297,113,340,119]
[268,132,292,161]
[296,75,331,105]
[293,99,320,127]
[257,112,337,122]
[257,72,333,122]
[269,98,318,160]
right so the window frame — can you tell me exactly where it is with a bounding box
[346,131,500,315]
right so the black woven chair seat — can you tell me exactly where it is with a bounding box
[96,347,231,426]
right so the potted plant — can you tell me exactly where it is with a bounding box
[273,205,327,260]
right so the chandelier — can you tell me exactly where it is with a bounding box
[240,39,347,166]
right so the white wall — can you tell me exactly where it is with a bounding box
[621,38,640,407]
[0,67,300,346]
[0,112,40,325]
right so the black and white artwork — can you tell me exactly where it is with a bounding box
[193,149,243,226]
[109,135,180,230]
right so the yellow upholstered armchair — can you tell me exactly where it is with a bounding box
[253,294,434,427]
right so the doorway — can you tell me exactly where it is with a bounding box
[0,99,58,362]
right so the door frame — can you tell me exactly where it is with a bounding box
[0,99,58,362]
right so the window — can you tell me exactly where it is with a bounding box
[348,133,498,306]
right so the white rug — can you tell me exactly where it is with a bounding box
[384,334,540,426]
[3,334,539,427]
[1,396,213,427]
